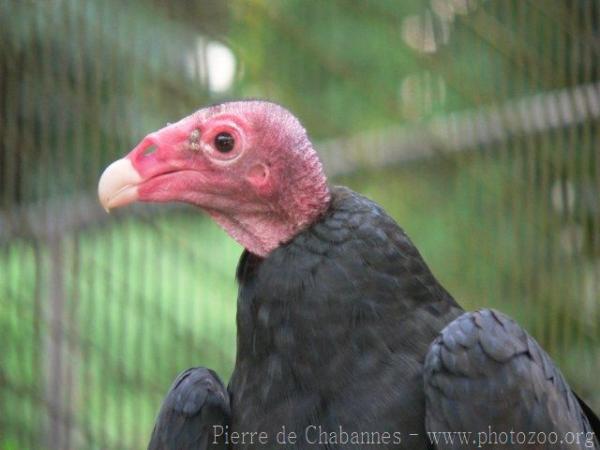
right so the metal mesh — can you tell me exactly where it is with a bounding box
[1,1,599,449]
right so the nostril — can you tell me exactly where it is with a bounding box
[143,145,158,156]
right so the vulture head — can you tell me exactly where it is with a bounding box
[98,101,331,256]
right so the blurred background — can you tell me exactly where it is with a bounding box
[1,0,599,448]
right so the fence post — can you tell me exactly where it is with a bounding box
[43,234,73,450]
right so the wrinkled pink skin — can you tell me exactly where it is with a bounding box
[122,101,331,256]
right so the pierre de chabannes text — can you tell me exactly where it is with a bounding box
[213,425,597,448]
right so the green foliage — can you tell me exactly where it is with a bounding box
[230,0,429,137]
[1,212,240,449]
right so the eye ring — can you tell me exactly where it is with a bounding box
[214,132,235,153]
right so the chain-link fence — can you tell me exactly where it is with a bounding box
[1,1,599,449]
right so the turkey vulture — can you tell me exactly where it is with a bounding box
[98,101,599,449]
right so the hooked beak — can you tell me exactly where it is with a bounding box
[98,158,142,212]
[99,115,198,212]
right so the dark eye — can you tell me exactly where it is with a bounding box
[214,132,235,153]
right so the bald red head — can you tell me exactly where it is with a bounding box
[98,101,330,256]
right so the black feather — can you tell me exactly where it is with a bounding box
[424,310,600,449]
[147,367,230,450]
[229,186,463,449]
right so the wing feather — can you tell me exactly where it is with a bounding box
[424,309,599,449]
[147,367,230,450]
